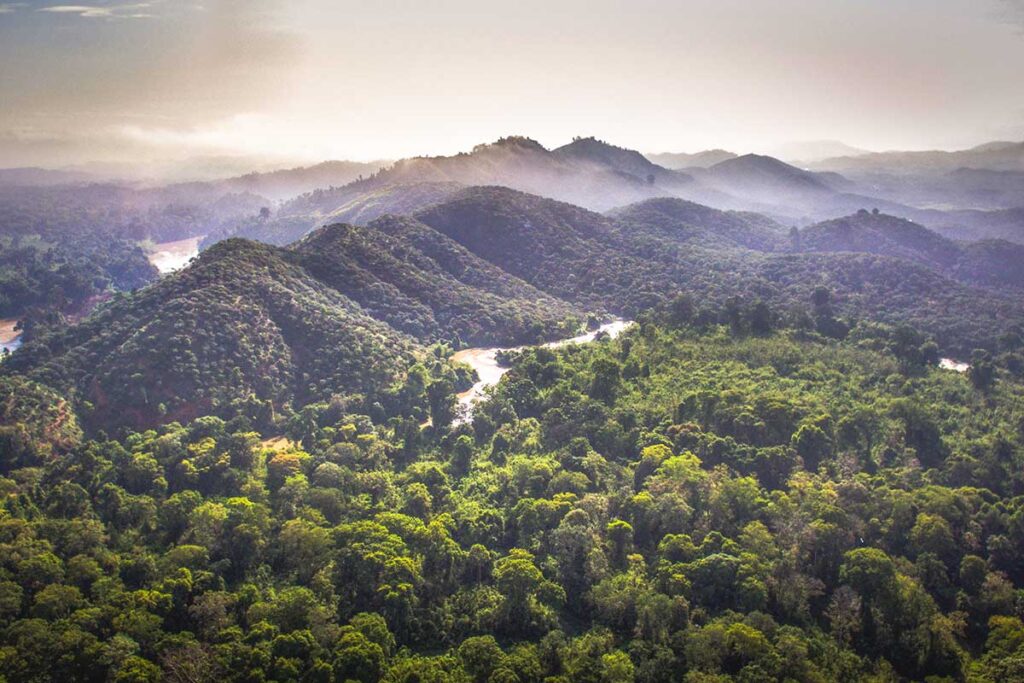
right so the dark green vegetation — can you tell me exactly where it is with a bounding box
[794,211,1024,290]
[3,222,582,432]
[294,217,579,345]
[0,181,273,338]
[2,308,1024,681]
[3,240,422,432]
[5,185,1024,438]
[0,234,157,343]
[415,188,1024,357]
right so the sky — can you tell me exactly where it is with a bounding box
[1,0,1024,169]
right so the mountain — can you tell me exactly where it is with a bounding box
[414,186,664,312]
[553,137,681,183]
[292,217,582,345]
[204,138,972,248]
[3,209,585,430]
[4,240,421,430]
[0,167,96,187]
[796,212,962,269]
[177,159,390,201]
[645,149,737,169]
[699,154,837,200]
[209,137,701,247]
[768,140,868,164]
[934,206,1024,244]
[795,210,1024,290]
[375,136,692,210]
[8,185,1024,435]
[813,140,1024,174]
[607,197,788,251]
[817,167,1024,214]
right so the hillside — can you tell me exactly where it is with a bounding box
[697,154,837,203]
[935,206,1024,243]
[200,138,982,249]
[4,240,421,430]
[796,210,1024,290]
[797,211,961,268]
[415,187,1024,354]
[7,188,1024,437]
[646,149,737,169]
[414,186,672,312]
[207,137,701,247]
[813,140,1024,174]
[201,159,390,200]
[607,197,788,252]
[292,218,582,344]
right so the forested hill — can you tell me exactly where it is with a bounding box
[414,187,1024,355]
[291,218,582,345]
[3,239,421,431]
[2,221,584,432]
[607,197,789,251]
[203,181,466,248]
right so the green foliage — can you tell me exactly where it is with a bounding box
[0,315,1020,680]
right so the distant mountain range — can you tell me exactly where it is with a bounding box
[644,149,738,169]
[3,134,1024,255]
[810,140,1024,174]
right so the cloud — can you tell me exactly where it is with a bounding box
[0,3,27,13]
[1,0,304,162]
[37,2,154,19]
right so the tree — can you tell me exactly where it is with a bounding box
[459,635,506,683]
[494,549,564,636]
[970,349,996,391]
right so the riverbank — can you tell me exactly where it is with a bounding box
[452,319,633,420]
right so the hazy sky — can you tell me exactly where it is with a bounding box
[2,0,1024,167]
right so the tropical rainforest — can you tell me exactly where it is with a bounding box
[0,136,1023,682]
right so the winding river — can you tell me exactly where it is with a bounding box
[451,319,634,420]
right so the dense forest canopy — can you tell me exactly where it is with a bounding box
[1,305,1024,681]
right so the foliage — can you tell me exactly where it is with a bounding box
[0,312,1022,680]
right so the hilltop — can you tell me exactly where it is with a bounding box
[607,197,788,252]
[795,210,1024,290]
[293,217,582,344]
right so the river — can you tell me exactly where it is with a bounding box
[0,318,20,356]
[451,319,634,420]
[939,358,969,373]
[147,236,204,274]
